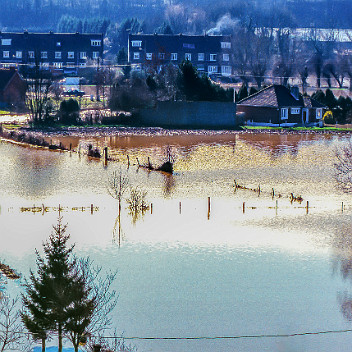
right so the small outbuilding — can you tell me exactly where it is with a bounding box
[0,67,27,109]
[237,85,326,126]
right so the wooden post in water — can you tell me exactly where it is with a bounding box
[207,197,211,220]
[275,200,278,215]
[179,201,182,214]
[91,204,94,215]
[342,202,344,212]
[258,185,261,196]
[243,202,245,214]
[69,143,72,151]
[127,155,130,167]
[306,201,309,214]
[150,203,153,214]
[104,147,108,162]
[272,188,275,199]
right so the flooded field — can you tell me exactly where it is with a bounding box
[1,131,352,352]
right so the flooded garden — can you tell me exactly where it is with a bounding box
[1,130,352,351]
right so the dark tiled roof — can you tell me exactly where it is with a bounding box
[303,96,326,108]
[0,32,103,52]
[0,69,16,90]
[237,85,325,108]
[129,34,231,53]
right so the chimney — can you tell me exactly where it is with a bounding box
[290,86,300,100]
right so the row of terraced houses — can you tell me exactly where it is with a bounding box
[0,31,233,77]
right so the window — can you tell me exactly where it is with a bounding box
[146,53,152,60]
[131,40,142,47]
[16,51,22,59]
[91,40,101,46]
[158,52,165,60]
[198,53,204,61]
[53,62,63,68]
[221,65,231,76]
[1,39,11,46]
[171,53,178,61]
[197,64,204,71]
[316,108,323,119]
[208,65,218,73]
[93,51,99,59]
[41,51,47,59]
[223,53,229,61]
[3,51,9,58]
[291,108,300,114]
[28,51,34,59]
[79,63,86,67]
[281,108,288,120]
[185,53,192,61]
[210,54,217,61]
[183,43,195,49]
[40,62,49,68]
[80,52,87,59]
[56,42,61,47]
[221,42,231,49]
[68,52,74,59]
[55,51,61,59]
[133,52,140,60]
[67,62,75,68]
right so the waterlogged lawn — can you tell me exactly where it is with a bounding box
[242,125,352,132]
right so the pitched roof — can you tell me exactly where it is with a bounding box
[129,34,231,53]
[0,68,17,91]
[237,84,326,109]
[238,85,306,108]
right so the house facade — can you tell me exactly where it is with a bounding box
[237,85,326,126]
[0,32,104,74]
[0,67,26,108]
[128,34,233,76]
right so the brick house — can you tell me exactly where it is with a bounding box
[0,32,104,74]
[128,34,233,76]
[0,68,26,108]
[237,85,326,126]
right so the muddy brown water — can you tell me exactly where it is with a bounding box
[1,131,352,352]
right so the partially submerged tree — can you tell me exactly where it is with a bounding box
[335,142,352,192]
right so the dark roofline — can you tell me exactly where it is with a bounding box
[0,31,104,36]
[237,85,275,105]
[129,33,231,38]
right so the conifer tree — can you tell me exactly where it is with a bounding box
[22,218,78,352]
[22,218,117,352]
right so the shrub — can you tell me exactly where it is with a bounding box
[323,110,335,124]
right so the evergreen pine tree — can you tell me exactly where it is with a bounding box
[23,218,117,352]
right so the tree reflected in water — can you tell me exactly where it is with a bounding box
[163,173,175,197]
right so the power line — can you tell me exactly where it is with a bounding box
[99,328,352,340]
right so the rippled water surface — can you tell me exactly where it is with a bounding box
[1,131,352,352]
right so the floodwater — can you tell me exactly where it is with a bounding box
[1,131,352,352]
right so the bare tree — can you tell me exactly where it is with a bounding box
[249,27,274,88]
[107,170,129,245]
[66,258,117,352]
[127,187,149,224]
[335,141,352,192]
[0,295,22,352]
[26,57,52,125]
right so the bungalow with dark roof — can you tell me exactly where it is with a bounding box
[237,85,326,126]
[0,68,26,108]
